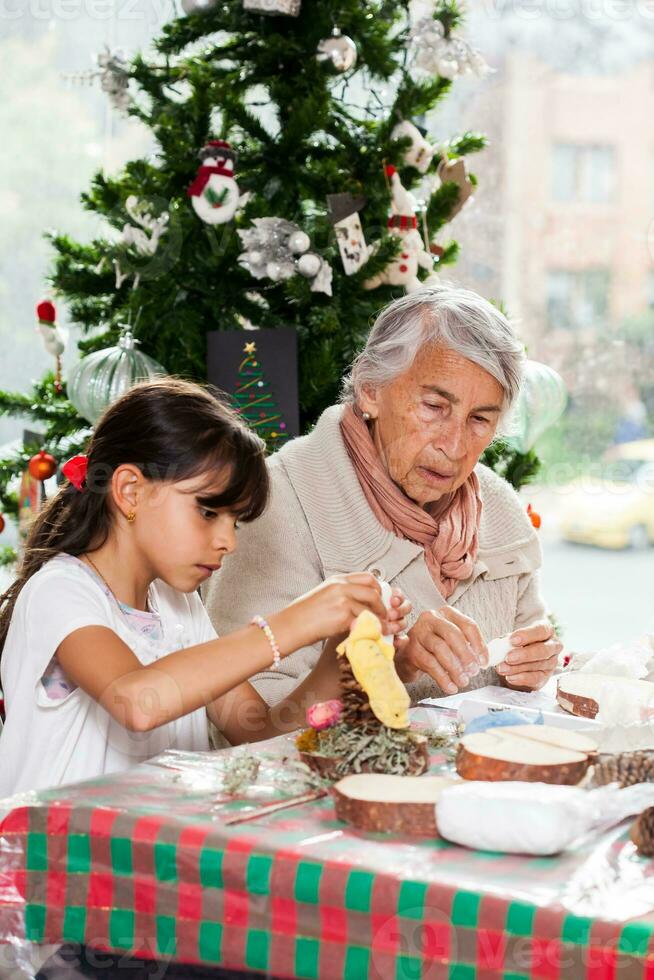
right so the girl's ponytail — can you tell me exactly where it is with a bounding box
[0,478,111,657]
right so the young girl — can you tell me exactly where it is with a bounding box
[0,379,408,797]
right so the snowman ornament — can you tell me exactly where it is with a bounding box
[187,139,241,225]
[364,165,433,293]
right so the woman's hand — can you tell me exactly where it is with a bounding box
[495,622,562,691]
[285,573,388,648]
[387,588,412,639]
[395,607,488,694]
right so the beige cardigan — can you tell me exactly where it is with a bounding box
[204,404,547,705]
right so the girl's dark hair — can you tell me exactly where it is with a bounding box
[0,378,269,658]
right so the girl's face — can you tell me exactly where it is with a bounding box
[131,470,242,594]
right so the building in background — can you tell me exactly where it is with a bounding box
[500,55,654,358]
[440,43,654,431]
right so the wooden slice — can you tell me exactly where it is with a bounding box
[557,673,654,720]
[456,724,597,785]
[332,773,454,835]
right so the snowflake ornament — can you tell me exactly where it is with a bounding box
[409,15,491,81]
[238,218,333,295]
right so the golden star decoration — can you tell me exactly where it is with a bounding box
[243,341,257,354]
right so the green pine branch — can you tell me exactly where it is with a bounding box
[0,546,18,568]
[0,0,540,532]
[481,438,542,491]
[449,131,488,156]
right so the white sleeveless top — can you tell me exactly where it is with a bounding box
[0,554,214,798]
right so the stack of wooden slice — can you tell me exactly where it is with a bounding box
[556,673,654,720]
[331,773,454,835]
[456,724,598,785]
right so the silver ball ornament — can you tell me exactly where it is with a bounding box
[297,252,321,278]
[316,28,357,74]
[288,230,311,255]
[181,0,218,12]
[266,260,283,281]
[67,330,166,424]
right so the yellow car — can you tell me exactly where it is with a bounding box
[559,439,654,549]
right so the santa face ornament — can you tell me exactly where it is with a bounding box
[187,139,240,224]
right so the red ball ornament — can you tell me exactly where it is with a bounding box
[36,300,56,324]
[527,503,542,530]
[0,514,5,534]
[28,450,58,482]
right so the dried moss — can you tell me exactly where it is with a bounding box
[296,721,425,778]
[295,728,319,753]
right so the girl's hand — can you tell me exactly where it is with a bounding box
[394,607,488,694]
[387,588,411,639]
[285,573,387,648]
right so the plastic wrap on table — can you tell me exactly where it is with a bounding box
[2,731,654,978]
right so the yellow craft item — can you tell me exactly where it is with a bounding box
[337,610,410,730]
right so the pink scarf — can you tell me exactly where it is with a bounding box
[340,404,482,599]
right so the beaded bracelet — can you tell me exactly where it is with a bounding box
[251,615,282,670]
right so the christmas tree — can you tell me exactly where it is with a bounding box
[0,0,541,562]
[232,341,290,448]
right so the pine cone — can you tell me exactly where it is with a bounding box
[338,655,379,729]
[631,807,654,856]
[593,751,654,788]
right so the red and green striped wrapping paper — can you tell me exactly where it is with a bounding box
[2,732,654,979]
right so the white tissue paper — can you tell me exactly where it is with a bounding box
[435,780,654,855]
[486,635,513,668]
[572,635,654,680]
[564,637,654,728]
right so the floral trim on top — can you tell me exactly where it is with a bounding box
[40,555,163,701]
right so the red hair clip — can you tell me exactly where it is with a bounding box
[62,454,88,491]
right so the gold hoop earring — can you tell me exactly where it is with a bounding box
[127,511,136,524]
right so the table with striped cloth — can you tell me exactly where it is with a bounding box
[1,731,654,980]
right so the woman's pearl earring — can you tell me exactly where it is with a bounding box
[362,411,371,421]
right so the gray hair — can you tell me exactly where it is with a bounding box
[341,283,525,414]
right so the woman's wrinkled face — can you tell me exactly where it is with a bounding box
[359,344,504,508]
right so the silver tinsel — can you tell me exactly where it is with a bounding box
[238,217,333,295]
[409,18,491,81]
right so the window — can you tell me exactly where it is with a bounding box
[552,144,616,203]
[547,269,611,329]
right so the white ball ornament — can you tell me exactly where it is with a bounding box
[288,230,311,255]
[297,252,322,278]
[266,260,283,281]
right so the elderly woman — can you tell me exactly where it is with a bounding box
[205,284,562,710]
